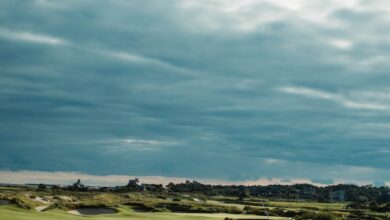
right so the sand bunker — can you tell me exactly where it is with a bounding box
[35,206,49,212]
[34,196,50,204]
[68,207,117,216]
[57,195,73,201]
[0,200,11,205]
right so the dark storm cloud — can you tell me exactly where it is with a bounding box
[1,0,390,184]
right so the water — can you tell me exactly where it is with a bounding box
[0,200,11,205]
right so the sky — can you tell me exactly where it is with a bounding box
[1,0,390,186]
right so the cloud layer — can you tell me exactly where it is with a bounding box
[1,0,390,185]
[0,170,325,186]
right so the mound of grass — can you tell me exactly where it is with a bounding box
[295,211,336,220]
[10,194,40,209]
[127,202,160,212]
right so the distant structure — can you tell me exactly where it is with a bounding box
[127,178,141,186]
[73,179,85,188]
[25,183,60,189]
[126,178,143,191]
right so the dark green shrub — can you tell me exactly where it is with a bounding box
[296,211,334,220]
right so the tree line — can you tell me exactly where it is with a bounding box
[166,181,390,203]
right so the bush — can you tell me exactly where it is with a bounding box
[243,205,269,215]
[296,211,334,220]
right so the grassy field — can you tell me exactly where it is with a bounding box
[0,187,293,220]
[2,186,389,220]
[0,205,285,220]
[267,201,348,211]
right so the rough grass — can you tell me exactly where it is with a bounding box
[1,187,386,220]
[267,201,348,211]
[0,205,285,220]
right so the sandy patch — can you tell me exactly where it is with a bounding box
[53,195,78,204]
[68,207,117,216]
[34,196,51,204]
[68,210,82,215]
[58,195,73,201]
[35,206,49,212]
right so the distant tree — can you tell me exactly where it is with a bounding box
[38,184,47,190]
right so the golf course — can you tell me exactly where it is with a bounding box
[2,183,390,220]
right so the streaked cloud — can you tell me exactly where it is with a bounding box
[97,50,196,75]
[0,27,195,75]
[0,29,66,45]
[329,39,353,50]
[264,158,285,164]
[177,0,360,33]
[0,170,341,186]
[100,138,179,152]
[279,86,388,110]
[122,138,161,145]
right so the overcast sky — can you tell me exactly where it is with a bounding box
[1,0,390,186]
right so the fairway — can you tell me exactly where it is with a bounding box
[0,205,289,220]
[0,185,389,220]
[267,201,348,211]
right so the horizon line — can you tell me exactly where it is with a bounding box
[0,170,382,187]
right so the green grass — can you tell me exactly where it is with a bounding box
[0,205,286,220]
[0,187,366,220]
[267,201,348,211]
[0,186,25,191]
